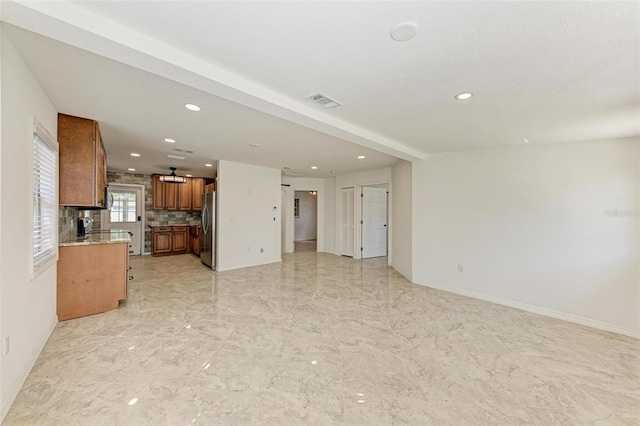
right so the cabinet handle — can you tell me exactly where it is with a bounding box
[129,276,134,280]
[129,250,134,254]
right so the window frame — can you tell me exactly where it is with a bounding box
[30,119,59,279]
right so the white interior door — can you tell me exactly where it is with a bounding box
[101,184,143,255]
[341,187,355,256]
[362,186,388,258]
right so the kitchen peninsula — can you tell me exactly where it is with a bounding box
[57,230,131,320]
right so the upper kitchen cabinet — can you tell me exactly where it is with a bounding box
[58,114,108,208]
[191,178,204,211]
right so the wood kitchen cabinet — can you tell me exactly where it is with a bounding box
[57,242,129,320]
[58,114,108,208]
[189,225,201,256]
[152,226,172,254]
[172,226,188,252]
[178,181,192,211]
[191,178,204,211]
[152,176,201,211]
[152,226,189,256]
[152,175,165,210]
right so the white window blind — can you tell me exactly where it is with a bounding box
[33,121,58,275]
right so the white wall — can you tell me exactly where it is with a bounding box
[391,160,412,280]
[322,177,335,254]
[333,167,392,259]
[294,191,317,241]
[1,30,59,420]
[281,176,325,251]
[217,160,281,271]
[412,140,640,337]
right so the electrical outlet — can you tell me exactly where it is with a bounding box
[3,336,9,357]
[457,264,464,273]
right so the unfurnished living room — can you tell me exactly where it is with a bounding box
[0,1,638,425]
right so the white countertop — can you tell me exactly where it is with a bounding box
[60,230,131,247]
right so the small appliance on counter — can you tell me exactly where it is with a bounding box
[77,217,93,237]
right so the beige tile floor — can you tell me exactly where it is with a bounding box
[4,246,639,425]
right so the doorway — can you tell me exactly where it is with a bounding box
[361,186,388,259]
[294,190,318,251]
[101,183,144,255]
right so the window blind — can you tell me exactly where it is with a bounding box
[33,123,58,274]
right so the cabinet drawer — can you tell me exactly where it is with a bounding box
[172,226,187,232]
[154,226,172,232]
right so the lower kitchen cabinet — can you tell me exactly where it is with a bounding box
[57,241,129,321]
[189,225,201,256]
[152,226,189,256]
[152,227,172,254]
[172,226,188,252]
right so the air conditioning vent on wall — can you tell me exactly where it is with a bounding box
[306,93,342,109]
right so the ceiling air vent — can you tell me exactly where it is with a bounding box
[173,148,194,154]
[306,93,342,109]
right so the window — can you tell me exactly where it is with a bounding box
[109,190,137,223]
[32,120,58,276]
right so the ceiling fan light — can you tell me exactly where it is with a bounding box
[159,167,187,184]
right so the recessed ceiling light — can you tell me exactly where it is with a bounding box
[523,138,530,144]
[128,168,136,171]
[165,154,185,160]
[390,21,419,42]
[249,143,260,147]
[185,103,201,111]
[455,92,474,100]
[205,163,213,167]
[311,166,318,170]
[330,170,337,174]
[164,138,176,143]
[186,174,192,177]
[130,153,140,157]
[357,155,366,159]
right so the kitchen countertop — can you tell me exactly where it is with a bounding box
[60,230,131,247]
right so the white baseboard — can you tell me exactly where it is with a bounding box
[217,258,281,272]
[415,281,639,339]
[1,315,58,422]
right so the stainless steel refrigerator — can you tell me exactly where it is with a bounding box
[200,192,216,270]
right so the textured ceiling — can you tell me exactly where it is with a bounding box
[2,1,638,176]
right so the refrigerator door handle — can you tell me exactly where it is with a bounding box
[202,203,209,234]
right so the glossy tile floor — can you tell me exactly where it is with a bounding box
[4,247,639,425]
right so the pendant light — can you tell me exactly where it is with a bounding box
[159,167,187,184]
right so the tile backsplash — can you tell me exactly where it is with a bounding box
[59,206,77,242]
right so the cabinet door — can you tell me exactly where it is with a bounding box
[172,228,188,252]
[152,175,165,210]
[94,123,107,208]
[58,114,97,207]
[191,178,204,211]
[178,179,192,211]
[192,233,200,255]
[152,230,172,254]
[164,182,179,210]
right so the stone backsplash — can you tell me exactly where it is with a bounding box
[86,171,202,254]
[59,206,78,242]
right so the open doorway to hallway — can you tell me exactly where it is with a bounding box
[294,190,318,252]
